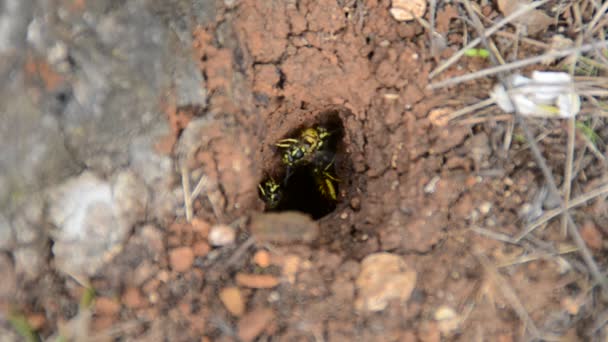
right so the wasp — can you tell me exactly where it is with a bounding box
[275,127,331,167]
[312,158,339,202]
[258,178,283,209]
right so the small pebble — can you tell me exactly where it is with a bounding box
[208,224,236,246]
[238,308,275,342]
[191,217,211,238]
[220,287,245,316]
[122,287,145,309]
[355,252,417,312]
[169,247,194,272]
[95,297,121,316]
[253,250,271,268]
[479,201,492,214]
[27,313,46,330]
[580,221,603,250]
[350,197,361,211]
[236,273,280,289]
[192,241,211,257]
[390,0,427,21]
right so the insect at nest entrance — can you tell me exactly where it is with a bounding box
[258,109,349,220]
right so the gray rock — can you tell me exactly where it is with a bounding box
[0,213,14,250]
[48,171,147,277]
[0,0,32,53]
[0,90,81,213]
[13,247,45,280]
[0,253,16,299]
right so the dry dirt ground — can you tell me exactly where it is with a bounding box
[3,0,608,341]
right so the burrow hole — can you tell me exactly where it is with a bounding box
[259,108,352,219]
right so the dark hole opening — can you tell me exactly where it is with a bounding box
[259,109,347,220]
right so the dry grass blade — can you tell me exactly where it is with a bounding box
[517,115,608,298]
[428,40,608,90]
[515,182,608,242]
[562,117,576,237]
[473,250,543,339]
[584,1,608,38]
[460,0,608,299]
[191,174,208,200]
[181,163,193,222]
[428,0,549,79]
[470,226,518,244]
[496,245,579,268]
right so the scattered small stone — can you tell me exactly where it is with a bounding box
[390,0,426,21]
[561,296,583,315]
[169,247,195,272]
[208,224,236,246]
[580,221,603,250]
[191,217,211,238]
[434,305,460,334]
[219,287,245,316]
[281,255,301,284]
[95,297,121,316]
[355,252,417,312]
[27,313,46,330]
[236,273,280,289]
[340,211,348,219]
[253,250,271,268]
[238,307,275,342]
[192,241,211,257]
[349,197,361,211]
[122,287,145,309]
[479,201,492,215]
[424,176,441,194]
[250,212,319,244]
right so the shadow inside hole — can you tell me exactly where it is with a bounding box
[260,108,348,220]
[275,164,338,219]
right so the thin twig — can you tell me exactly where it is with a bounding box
[460,0,608,299]
[473,250,542,339]
[470,226,517,244]
[585,0,608,38]
[496,245,579,268]
[181,163,193,222]
[495,30,549,49]
[428,40,608,89]
[562,117,576,237]
[515,182,608,242]
[428,0,549,79]
[191,174,208,199]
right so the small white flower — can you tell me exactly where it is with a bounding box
[490,71,580,118]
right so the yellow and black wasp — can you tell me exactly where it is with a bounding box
[311,157,340,202]
[275,126,331,168]
[258,178,283,209]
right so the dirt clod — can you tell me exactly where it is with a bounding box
[250,212,319,244]
[192,241,211,257]
[122,287,145,309]
[95,297,121,316]
[235,273,280,289]
[580,221,603,250]
[169,247,195,272]
[219,287,245,316]
[237,307,275,342]
[355,253,417,312]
